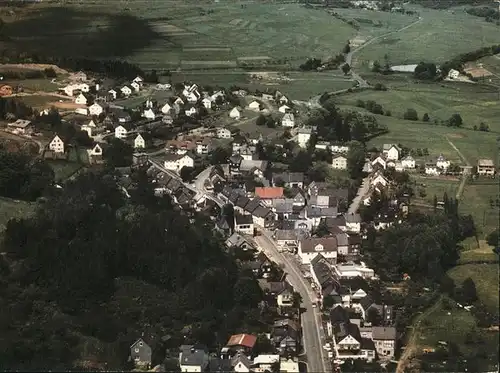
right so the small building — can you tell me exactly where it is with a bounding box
[88,103,104,117]
[108,89,117,100]
[331,154,347,170]
[372,326,397,359]
[401,155,415,169]
[477,158,495,176]
[279,104,291,113]
[234,213,254,235]
[142,108,156,120]
[382,144,400,161]
[7,119,32,134]
[281,113,295,128]
[216,127,232,139]
[130,338,152,369]
[179,345,209,372]
[121,86,132,96]
[87,143,103,164]
[163,154,194,173]
[185,106,197,117]
[280,358,300,373]
[48,135,65,154]
[297,127,312,148]
[436,154,450,170]
[202,97,213,110]
[447,69,460,79]
[298,237,338,265]
[131,81,140,92]
[161,102,172,114]
[115,125,129,139]
[255,187,284,201]
[134,133,146,149]
[229,107,241,120]
[248,100,261,111]
[74,93,88,105]
[226,333,257,353]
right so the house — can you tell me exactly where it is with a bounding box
[448,69,460,79]
[247,252,273,278]
[477,158,495,176]
[331,144,350,153]
[202,97,213,110]
[372,327,397,359]
[133,76,144,85]
[279,104,291,113]
[371,156,386,170]
[229,154,243,174]
[75,93,88,105]
[130,81,140,93]
[436,154,450,170]
[370,172,389,189]
[49,135,65,154]
[226,334,257,353]
[163,154,194,172]
[277,284,295,307]
[298,237,338,264]
[161,103,172,114]
[281,113,295,128]
[115,125,129,139]
[81,120,96,137]
[425,163,440,176]
[240,160,268,178]
[229,107,241,120]
[88,103,104,116]
[162,115,173,125]
[174,97,185,106]
[401,155,415,169]
[382,144,400,161]
[279,95,289,104]
[185,106,197,117]
[87,143,103,163]
[262,93,274,101]
[183,84,201,103]
[179,345,209,372]
[231,353,252,373]
[0,84,13,96]
[334,262,375,279]
[130,338,152,369]
[108,89,117,100]
[255,187,284,202]
[272,319,300,355]
[7,119,32,134]
[297,127,312,148]
[280,359,300,373]
[134,134,146,149]
[273,172,304,189]
[225,232,253,251]
[234,213,254,235]
[121,86,132,96]
[345,213,361,233]
[248,100,261,111]
[142,108,155,120]
[217,127,232,139]
[253,354,280,372]
[310,254,340,301]
[332,154,347,170]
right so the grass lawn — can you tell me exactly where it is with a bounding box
[353,5,500,69]
[412,176,460,205]
[4,78,60,92]
[18,94,58,108]
[458,239,499,264]
[48,161,83,182]
[0,197,35,232]
[448,264,499,316]
[459,182,499,239]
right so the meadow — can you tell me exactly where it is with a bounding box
[352,5,500,69]
[0,197,34,232]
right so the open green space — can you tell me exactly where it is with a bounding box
[47,161,83,182]
[459,182,499,238]
[448,264,499,316]
[353,5,500,70]
[412,176,460,204]
[3,78,60,92]
[18,94,57,108]
[0,197,35,232]
[458,238,498,264]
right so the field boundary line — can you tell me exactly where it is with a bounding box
[443,135,471,199]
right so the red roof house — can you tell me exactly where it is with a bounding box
[226,333,257,349]
[255,187,284,200]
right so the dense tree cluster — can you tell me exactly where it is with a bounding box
[441,44,500,77]
[413,62,438,80]
[0,146,54,200]
[0,170,264,370]
[0,96,33,119]
[0,67,56,80]
[466,7,500,22]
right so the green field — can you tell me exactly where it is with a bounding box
[353,5,500,69]
[459,182,499,238]
[18,94,57,108]
[47,161,83,182]
[0,197,35,232]
[413,176,460,204]
[4,1,358,70]
[448,264,499,315]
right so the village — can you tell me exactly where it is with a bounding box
[0,70,497,373]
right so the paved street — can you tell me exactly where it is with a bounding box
[348,176,370,214]
[255,229,329,373]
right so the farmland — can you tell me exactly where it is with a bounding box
[352,5,500,70]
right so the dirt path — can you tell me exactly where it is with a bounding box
[397,296,443,373]
[443,135,471,199]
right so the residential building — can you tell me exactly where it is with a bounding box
[255,187,284,202]
[298,237,338,264]
[202,97,212,109]
[231,353,252,373]
[240,160,268,178]
[332,154,347,170]
[121,86,132,96]
[280,359,300,373]
[185,106,197,117]
[108,89,117,100]
[436,154,450,170]
[229,107,241,120]
[142,108,155,120]
[279,104,291,113]
[372,326,397,359]
[297,127,312,148]
[281,113,295,128]
[448,69,460,79]
[75,93,88,105]
[382,144,400,161]
[248,100,261,111]
[226,334,257,353]
[87,143,103,162]
[163,154,194,172]
[272,172,304,189]
[330,144,350,153]
[49,135,65,153]
[161,102,172,114]
[179,345,209,372]
[195,138,212,155]
[134,134,146,149]
[88,103,104,116]
[310,253,340,302]
[401,155,415,169]
[115,125,129,139]
[334,262,375,279]
[345,213,361,233]
[371,156,386,170]
[7,119,32,134]
[130,338,152,369]
[234,213,254,235]
[425,163,440,176]
[130,81,140,92]
[217,127,232,139]
[272,319,300,355]
[477,158,495,176]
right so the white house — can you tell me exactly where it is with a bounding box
[184,91,200,103]
[229,107,241,120]
[346,213,361,233]
[370,172,389,190]
[401,155,415,169]
[333,262,375,280]
[248,100,261,111]
[234,214,254,235]
[447,69,460,79]
[163,154,194,173]
[121,86,132,96]
[382,144,400,161]
[174,97,185,106]
[185,107,197,117]
[425,163,440,176]
[371,156,386,170]
[81,120,96,137]
[179,345,209,372]
[297,127,312,148]
[142,108,155,120]
[281,113,295,128]
[133,76,144,85]
[330,144,350,153]
[145,99,153,109]
[161,103,172,114]
[115,125,128,139]
[87,143,103,157]
[331,154,347,170]
[436,155,450,170]
[298,237,338,265]
[108,89,117,100]
[88,103,104,117]
[75,93,88,105]
[278,105,290,113]
[130,81,140,92]
[49,135,65,153]
[216,128,232,139]
[75,108,88,115]
[279,95,289,104]
[201,97,212,110]
[134,134,146,149]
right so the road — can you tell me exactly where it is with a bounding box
[255,229,329,373]
[348,176,371,214]
[443,135,471,200]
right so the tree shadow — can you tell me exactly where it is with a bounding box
[4,7,163,59]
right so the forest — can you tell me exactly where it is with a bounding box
[0,169,264,370]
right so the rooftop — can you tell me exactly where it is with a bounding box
[226,333,257,349]
[478,158,494,167]
[255,187,284,199]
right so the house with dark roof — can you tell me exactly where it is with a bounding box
[298,237,338,265]
[178,345,209,372]
[247,252,273,278]
[225,232,253,251]
[372,326,397,359]
[272,172,304,189]
[333,321,376,362]
[231,353,252,372]
[234,195,251,214]
[252,206,276,228]
[272,319,301,355]
[130,338,152,369]
[234,213,254,235]
[310,254,340,302]
[226,334,257,353]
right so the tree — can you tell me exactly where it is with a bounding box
[289,151,312,173]
[356,99,365,108]
[423,113,430,122]
[372,60,381,73]
[460,277,478,304]
[433,195,438,211]
[343,42,351,54]
[440,274,455,295]
[413,62,438,80]
[103,138,133,168]
[448,113,463,127]
[322,295,335,309]
[346,140,366,179]
[210,146,231,165]
[479,122,489,131]
[341,63,351,75]
[367,307,383,326]
[180,166,195,183]
[256,114,266,126]
[486,229,498,248]
[403,108,418,121]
